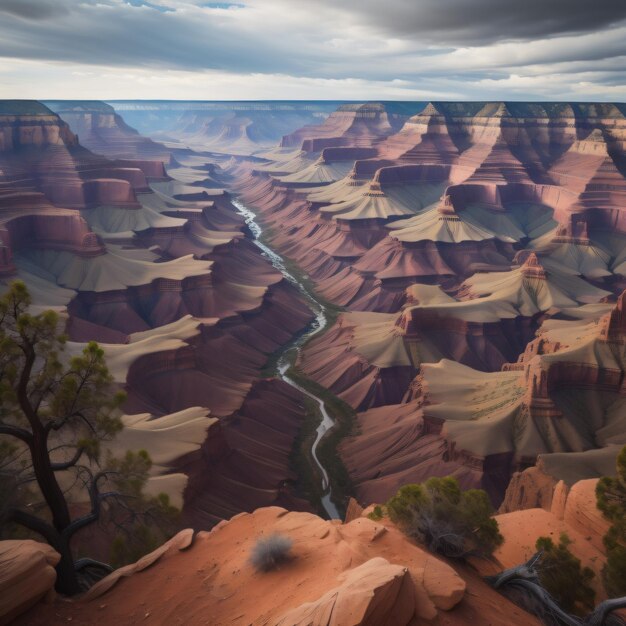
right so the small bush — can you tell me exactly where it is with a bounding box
[386,476,503,559]
[535,533,595,614]
[367,505,384,521]
[250,533,293,572]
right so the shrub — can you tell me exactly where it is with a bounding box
[535,533,595,614]
[386,476,503,559]
[596,445,626,597]
[250,533,293,572]
[367,505,384,521]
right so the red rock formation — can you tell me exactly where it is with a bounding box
[0,101,325,534]
[17,507,542,626]
[281,103,399,151]
[323,289,626,508]
[232,100,625,320]
[227,101,625,511]
[0,540,59,624]
[598,289,626,343]
[181,379,313,527]
[46,101,170,164]
[5,99,626,557]
[142,102,340,155]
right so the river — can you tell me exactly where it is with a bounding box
[232,199,341,520]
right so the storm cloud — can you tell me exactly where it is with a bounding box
[300,0,626,45]
[0,0,69,20]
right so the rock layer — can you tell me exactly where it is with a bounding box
[225,100,626,509]
[0,101,318,536]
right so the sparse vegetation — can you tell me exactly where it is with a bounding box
[386,476,503,559]
[367,505,384,521]
[596,445,626,597]
[250,533,293,572]
[535,532,596,615]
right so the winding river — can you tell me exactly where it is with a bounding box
[232,199,341,520]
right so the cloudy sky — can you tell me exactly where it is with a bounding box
[0,0,625,100]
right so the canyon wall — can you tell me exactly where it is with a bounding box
[225,100,626,507]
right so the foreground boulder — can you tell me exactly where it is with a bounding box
[0,540,59,625]
[276,557,415,626]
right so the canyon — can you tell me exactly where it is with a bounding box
[1,98,626,623]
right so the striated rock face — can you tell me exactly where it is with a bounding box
[46,101,169,168]
[0,103,172,268]
[4,100,625,609]
[233,100,625,314]
[222,100,626,510]
[111,101,344,156]
[18,507,541,626]
[180,379,314,527]
[281,103,402,152]
[0,540,59,624]
[563,479,612,553]
[0,101,84,149]
[0,101,320,538]
[303,285,625,508]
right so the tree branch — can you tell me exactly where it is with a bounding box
[487,552,626,626]
[50,446,85,472]
[62,491,123,540]
[62,469,123,541]
[6,507,60,548]
[0,422,33,444]
[45,411,96,436]
[63,355,98,422]
[585,597,626,626]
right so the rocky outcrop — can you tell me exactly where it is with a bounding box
[276,557,416,625]
[0,101,78,151]
[233,101,626,316]
[0,101,322,539]
[80,529,194,601]
[18,507,541,626]
[0,540,59,625]
[46,101,170,164]
[281,103,401,151]
[563,479,612,553]
[498,465,559,513]
[495,477,613,597]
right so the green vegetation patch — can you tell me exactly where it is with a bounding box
[387,476,503,559]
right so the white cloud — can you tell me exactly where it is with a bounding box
[0,0,623,100]
[0,59,462,100]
